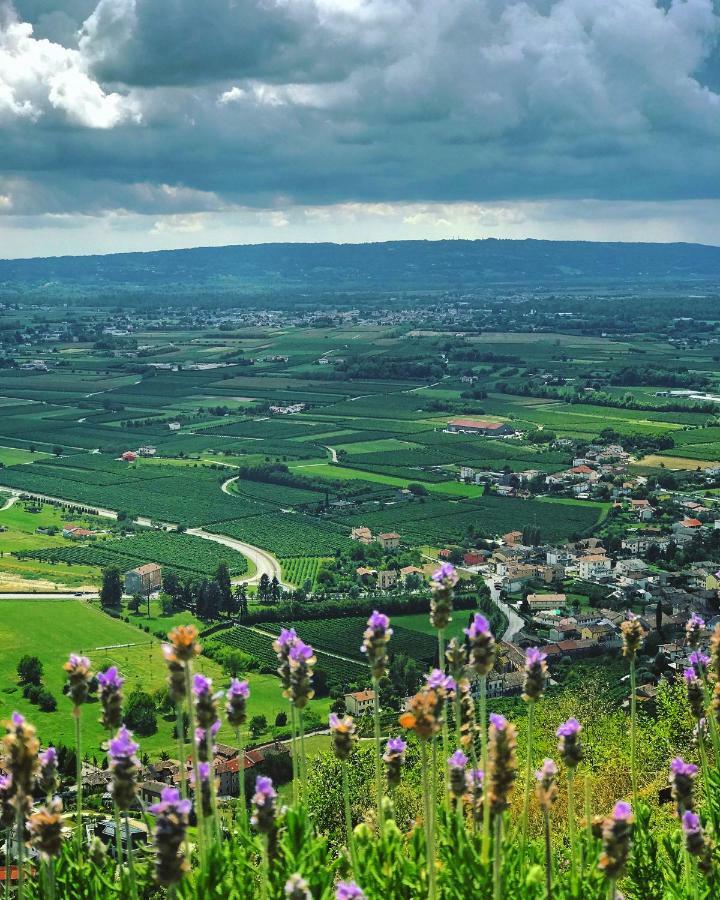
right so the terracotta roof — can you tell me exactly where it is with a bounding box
[379,532,400,539]
[680,518,702,527]
[127,563,161,575]
[346,690,375,702]
[449,418,506,429]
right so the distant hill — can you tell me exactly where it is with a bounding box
[1,238,719,298]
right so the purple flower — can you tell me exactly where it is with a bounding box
[682,810,701,834]
[556,718,582,737]
[97,666,124,689]
[368,610,390,631]
[465,613,491,639]
[489,713,507,731]
[448,750,468,769]
[689,651,710,669]
[432,562,458,583]
[109,726,139,762]
[535,758,557,781]
[612,801,633,822]
[336,882,366,900]
[670,757,698,778]
[67,653,90,669]
[276,628,298,649]
[254,775,276,800]
[11,711,24,727]
[150,786,192,817]
[525,647,547,667]
[227,678,250,699]
[683,667,697,682]
[426,668,454,691]
[192,673,212,697]
[386,737,407,754]
[467,768,484,786]
[289,641,314,662]
[39,747,57,767]
[0,774,11,790]
[688,613,705,629]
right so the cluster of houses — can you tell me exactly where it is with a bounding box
[350,527,401,549]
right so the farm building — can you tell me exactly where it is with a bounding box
[445,418,515,436]
[526,593,567,612]
[345,690,375,716]
[121,451,137,462]
[351,526,373,544]
[377,531,400,550]
[62,525,95,539]
[124,562,162,595]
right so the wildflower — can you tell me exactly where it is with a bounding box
[285,873,312,899]
[190,761,212,817]
[0,774,14,829]
[465,613,496,676]
[329,713,357,762]
[620,613,645,660]
[445,638,467,682]
[430,562,457,630]
[466,768,484,823]
[167,625,200,662]
[709,622,720,679]
[669,757,698,815]
[37,746,59,798]
[88,835,108,867]
[150,786,191,886]
[457,678,477,749]
[162,644,186,704]
[383,737,407,788]
[225,678,250,729]
[2,710,39,798]
[712,682,720,727]
[522,647,547,703]
[273,627,299,690]
[195,720,221,763]
[535,758,558,811]
[685,613,705,649]
[109,726,140,811]
[598,801,633,881]
[448,749,468,799]
[336,882,366,900]
[688,650,710,675]
[487,713,518,815]
[97,666,124,731]
[251,775,277,834]
[681,811,712,876]
[361,611,393,680]
[28,798,64,859]
[684,668,706,720]
[399,687,443,739]
[557,718,584,769]
[285,640,316,709]
[64,653,93,708]
[193,674,220,756]
[425,668,456,694]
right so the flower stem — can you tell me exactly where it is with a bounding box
[15,802,24,900]
[568,769,578,890]
[74,707,83,853]
[342,760,356,868]
[630,657,637,804]
[183,664,205,868]
[372,676,383,827]
[124,813,138,900]
[176,705,187,801]
[480,675,491,866]
[299,708,308,797]
[543,809,552,900]
[113,804,124,884]
[290,703,298,805]
[521,700,535,854]
[206,732,221,843]
[493,813,503,900]
[421,741,436,900]
[235,727,247,833]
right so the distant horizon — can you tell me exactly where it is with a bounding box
[3,233,720,264]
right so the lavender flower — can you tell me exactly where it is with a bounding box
[488,714,517,814]
[2,709,39,799]
[251,775,278,834]
[162,643,186,704]
[466,768,484,823]
[445,637,467,682]
[465,612,496,676]
[27,798,64,859]
[383,737,407,788]
[598,802,633,880]
[0,774,14,829]
[167,625,200,662]
[150,787,191,886]
[522,647,548,702]
[557,718,584,768]
[329,713,357,761]
[710,622,720,679]
[225,678,250,729]
[285,873,312,899]
[669,757,698,816]
[64,653,93,707]
[288,640,316,709]
[399,684,444,739]
[426,668,456,693]
[620,613,645,660]
[273,628,299,690]
[688,650,710,675]
[336,882,366,900]
[98,666,124,731]
[684,668,706,720]
[535,758,558,811]
[448,749,468,799]
[361,611,393,680]
[37,746,59,797]
[190,761,212,817]
[430,562,457,630]
[109,726,140,811]
[682,811,712,875]
[686,613,705,649]
[193,673,219,759]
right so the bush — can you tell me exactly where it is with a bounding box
[23,683,41,703]
[125,689,158,736]
[37,688,57,712]
[17,655,43,685]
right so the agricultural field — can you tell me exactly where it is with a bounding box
[280,557,329,588]
[207,513,354,557]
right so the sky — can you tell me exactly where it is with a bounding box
[1,0,719,258]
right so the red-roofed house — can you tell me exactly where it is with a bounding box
[446,419,515,436]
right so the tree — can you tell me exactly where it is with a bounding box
[258,573,271,602]
[17,655,43,685]
[275,711,288,728]
[125,690,157,736]
[37,689,57,712]
[205,580,223,620]
[53,445,63,457]
[100,567,123,610]
[216,561,233,610]
[270,576,281,604]
[127,594,142,614]
[249,715,267,738]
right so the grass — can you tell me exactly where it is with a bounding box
[0,598,331,758]
[0,447,51,466]
[0,557,101,589]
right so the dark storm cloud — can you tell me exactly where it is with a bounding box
[1,0,720,223]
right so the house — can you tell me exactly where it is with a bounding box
[503,531,524,547]
[137,446,157,457]
[377,532,400,550]
[168,422,181,431]
[686,565,720,591]
[345,690,375,716]
[622,534,671,555]
[214,741,290,797]
[377,570,397,590]
[356,566,377,580]
[580,622,617,642]
[526,593,567,612]
[542,639,600,660]
[62,525,95,539]
[459,466,475,481]
[463,551,486,567]
[121,451,137,462]
[445,418,515,436]
[673,518,703,536]
[400,565,424,582]
[351,526,373,544]
[615,559,648,578]
[481,670,525,699]
[578,555,612,580]
[124,563,162,595]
